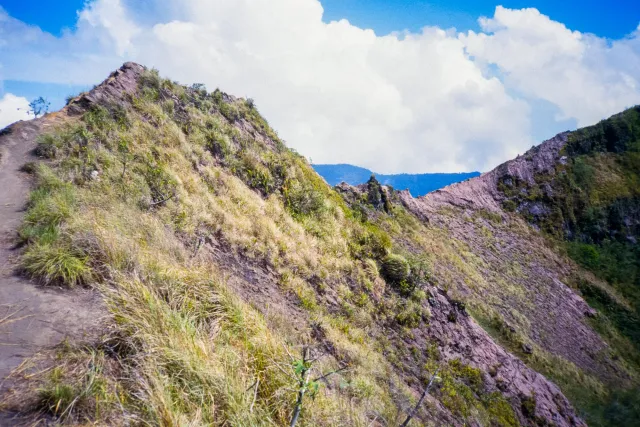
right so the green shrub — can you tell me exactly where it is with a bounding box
[38,382,78,417]
[83,105,112,131]
[484,392,520,427]
[284,179,326,217]
[577,279,640,351]
[503,200,517,212]
[143,162,177,205]
[568,242,600,270]
[395,303,421,328]
[381,254,409,287]
[219,102,240,122]
[520,394,537,420]
[138,69,162,101]
[603,387,640,426]
[448,359,483,392]
[394,299,429,328]
[206,131,231,160]
[350,223,391,260]
[36,133,63,159]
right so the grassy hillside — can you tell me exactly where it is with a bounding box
[0,66,543,426]
[7,63,639,426]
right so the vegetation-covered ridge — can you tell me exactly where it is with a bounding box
[498,107,640,356]
[494,106,640,425]
[403,106,640,426]
[0,63,583,426]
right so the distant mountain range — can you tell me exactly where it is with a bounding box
[312,164,480,197]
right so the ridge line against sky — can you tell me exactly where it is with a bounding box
[0,0,639,173]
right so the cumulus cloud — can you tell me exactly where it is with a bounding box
[0,1,639,172]
[462,6,640,127]
[0,93,30,129]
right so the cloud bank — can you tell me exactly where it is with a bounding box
[0,94,31,129]
[0,1,638,173]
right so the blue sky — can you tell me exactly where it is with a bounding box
[2,0,638,112]
[0,0,639,173]
[2,0,638,38]
[323,0,640,39]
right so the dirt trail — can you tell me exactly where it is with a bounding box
[0,117,104,398]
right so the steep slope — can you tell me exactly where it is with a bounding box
[313,163,480,196]
[401,110,640,425]
[0,63,586,426]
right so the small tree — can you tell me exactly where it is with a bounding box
[284,346,349,427]
[28,97,50,118]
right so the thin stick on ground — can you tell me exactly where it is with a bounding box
[249,377,260,413]
[400,368,439,427]
[312,365,349,383]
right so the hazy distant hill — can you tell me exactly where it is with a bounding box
[312,163,480,196]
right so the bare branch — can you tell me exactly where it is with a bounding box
[149,193,175,207]
[250,378,260,413]
[400,368,440,427]
[312,365,349,383]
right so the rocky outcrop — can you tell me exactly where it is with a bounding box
[406,133,569,215]
[66,62,146,115]
[417,286,585,427]
[393,130,635,426]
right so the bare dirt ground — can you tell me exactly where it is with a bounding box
[0,117,105,416]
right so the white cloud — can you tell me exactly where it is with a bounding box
[0,93,30,129]
[0,1,639,173]
[461,6,640,127]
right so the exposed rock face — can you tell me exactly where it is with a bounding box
[408,133,569,214]
[66,62,146,115]
[336,182,587,425]
[396,131,633,425]
[418,287,585,427]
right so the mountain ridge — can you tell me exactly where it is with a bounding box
[401,113,640,424]
[0,62,637,426]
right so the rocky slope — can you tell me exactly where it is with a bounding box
[401,116,640,425]
[0,62,633,426]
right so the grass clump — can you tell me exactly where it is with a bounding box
[18,164,90,287]
[23,243,90,287]
[2,344,129,424]
[381,254,410,287]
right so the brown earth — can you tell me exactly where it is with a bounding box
[0,113,105,423]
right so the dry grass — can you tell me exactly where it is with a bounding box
[13,75,417,426]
